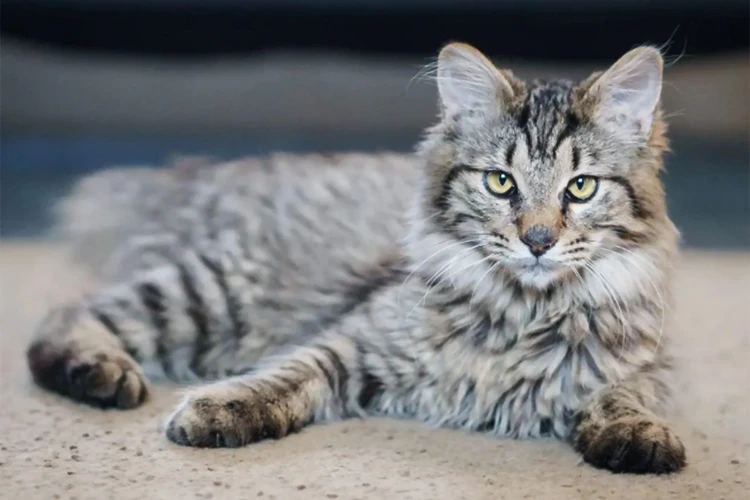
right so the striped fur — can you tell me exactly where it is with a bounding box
[27,44,685,474]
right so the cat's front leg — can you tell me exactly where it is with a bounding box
[166,334,363,447]
[571,365,686,474]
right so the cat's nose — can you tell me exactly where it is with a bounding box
[521,225,558,257]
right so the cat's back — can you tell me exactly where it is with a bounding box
[216,151,418,232]
[61,151,419,283]
[209,152,419,260]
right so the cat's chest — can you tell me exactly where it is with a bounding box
[439,303,629,392]
[408,299,632,437]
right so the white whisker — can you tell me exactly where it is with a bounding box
[398,237,483,306]
[582,260,631,359]
[406,242,486,319]
[604,246,667,357]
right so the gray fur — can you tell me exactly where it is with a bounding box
[28,44,685,473]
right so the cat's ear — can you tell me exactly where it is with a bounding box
[437,43,515,126]
[585,46,663,140]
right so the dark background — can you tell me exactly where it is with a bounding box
[2,0,748,247]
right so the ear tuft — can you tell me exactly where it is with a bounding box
[437,43,514,124]
[586,46,663,139]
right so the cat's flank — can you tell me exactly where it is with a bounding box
[27,43,685,474]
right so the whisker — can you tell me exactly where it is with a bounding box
[582,261,631,357]
[602,246,667,357]
[469,260,503,313]
[406,242,486,319]
[444,254,494,286]
[398,237,484,306]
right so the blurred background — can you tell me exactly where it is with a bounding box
[1,0,748,248]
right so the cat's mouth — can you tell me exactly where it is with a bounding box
[509,256,566,288]
[515,256,558,272]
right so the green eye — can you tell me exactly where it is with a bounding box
[484,171,516,196]
[566,176,598,201]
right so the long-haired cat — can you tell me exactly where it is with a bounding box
[27,43,685,474]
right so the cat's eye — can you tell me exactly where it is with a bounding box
[566,176,599,202]
[484,171,516,197]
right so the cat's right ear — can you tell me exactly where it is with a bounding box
[583,46,663,141]
[437,43,515,127]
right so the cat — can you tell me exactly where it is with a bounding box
[27,42,685,474]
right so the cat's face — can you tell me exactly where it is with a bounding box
[419,43,668,290]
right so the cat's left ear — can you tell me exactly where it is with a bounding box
[437,43,516,128]
[585,47,663,140]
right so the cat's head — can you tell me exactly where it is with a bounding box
[414,43,673,290]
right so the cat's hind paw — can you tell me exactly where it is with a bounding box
[27,338,148,409]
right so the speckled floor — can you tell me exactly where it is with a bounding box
[0,244,748,500]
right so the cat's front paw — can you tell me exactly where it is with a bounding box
[576,416,686,474]
[165,383,301,448]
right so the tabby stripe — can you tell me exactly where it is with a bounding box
[204,193,221,241]
[435,320,469,350]
[90,308,122,339]
[479,379,524,433]
[451,212,484,227]
[516,98,532,154]
[357,367,385,409]
[435,292,471,313]
[136,282,174,376]
[472,311,508,348]
[312,356,336,394]
[443,126,460,143]
[571,146,581,171]
[468,312,494,347]
[336,264,409,320]
[457,379,476,414]
[435,165,484,212]
[476,392,507,432]
[579,345,607,383]
[354,341,383,409]
[595,224,648,243]
[529,378,543,413]
[525,317,565,352]
[539,418,554,436]
[198,254,250,341]
[380,349,403,385]
[585,307,599,337]
[318,346,349,401]
[176,261,212,374]
[504,140,517,167]
[604,176,649,219]
[553,112,581,156]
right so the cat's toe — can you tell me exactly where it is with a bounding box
[579,417,686,474]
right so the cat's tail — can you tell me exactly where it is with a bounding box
[57,165,182,279]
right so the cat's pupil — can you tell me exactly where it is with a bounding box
[499,174,507,185]
[576,177,585,189]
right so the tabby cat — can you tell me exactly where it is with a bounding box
[27,43,686,474]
